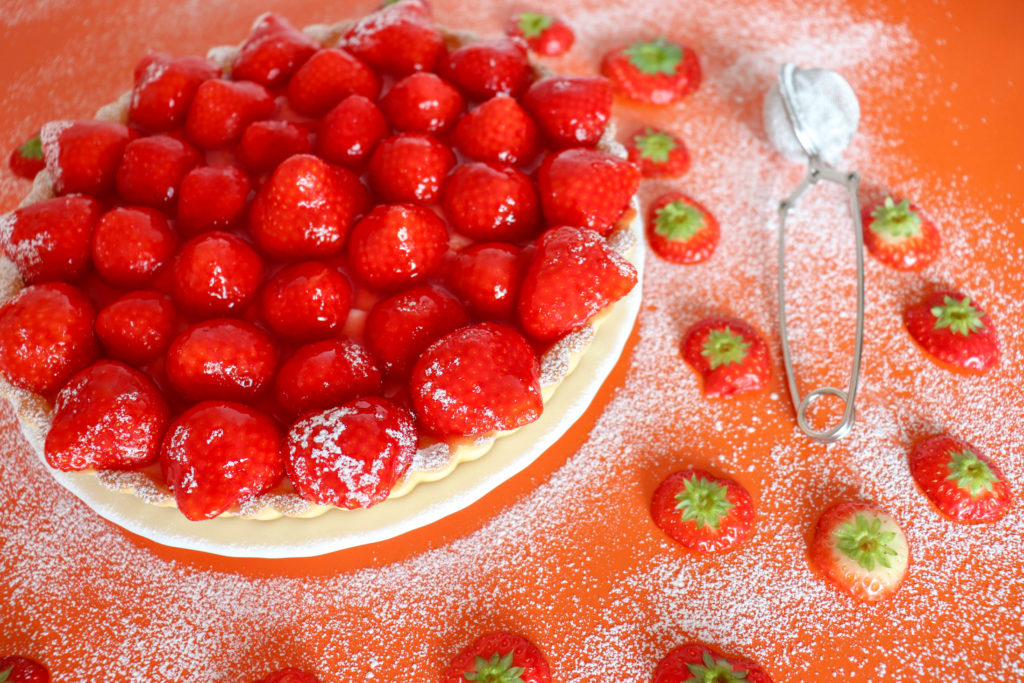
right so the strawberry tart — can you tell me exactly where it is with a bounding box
[0,1,642,534]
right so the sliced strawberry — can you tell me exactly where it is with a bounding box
[452,95,540,165]
[367,132,455,204]
[274,337,382,417]
[0,195,102,284]
[904,291,999,372]
[645,192,719,264]
[95,290,176,365]
[185,79,276,149]
[862,196,940,270]
[651,469,755,553]
[442,632,551,683]
[165,319,277,402]
[601,36,701,104]
[680,317,770,398]
[286,47,380,117]
[252,669,321,683]
[91,206,177,288]
[441,162,540,242]
[536,147,640,235]
[909,434,1012,523]
[316,95,390,169]
[520,76,612,149]
[506,12,575,57]
[129,53,220,132]
[0,656,50,683]
[8,131,45,179]
[177,165,252,237]
[342,0,445,76]
[627,127,690,178]
[346,203,448,291]
[237,120,313,175]
[115,134,201,209]
[259,261,352,342]
[172,231,264,317]
[446,242,526,321]
[653,644,773,683]
[379,72,465,134]
[231,12,319,89]
[438,37,533,101]
[39,120,136,197]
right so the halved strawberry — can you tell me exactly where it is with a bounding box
[185,79,276,150]
[0,195,102,284]
[39,120,136,197]
[0,655,50,683]
[446,242,526,321]
[536,147,640,235]
[92,206,177,288]
[115,134,200,209]
[506,12,575,57]
[231,12,319,89]
[286,47,381,117]
[627,127,690,178]
[316,95,390,169]
[601,36,701,104]
[342,0,445,76]
[165,319,277,402]
[274,337,382,417]
[346,203,448,291]
[172,231,264,317]
[909,434,1012,523]
[95,290,176,365]
[441,162,540,241]
[651,469,755,553]
[438,37,533,101]
[367,133,455,204]
[442,632,551,683]
[259,261,352,342]
[129,53,220,132]
[862,197,940,271]
[252,669,321,683]
[452,95,540,165]
[8,131,45,180]
[645,192,719,264]
[653,644,773,683]
[520,76,612,149]
[177,165,252,237]
[378,72,465,134]
[237,120,313,175]
[904,291,999,372]
[680,317,770,398]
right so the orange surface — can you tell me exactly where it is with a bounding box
[2,0,1024,681]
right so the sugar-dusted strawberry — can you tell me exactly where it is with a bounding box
[260,261,351,342]
[160,400,284,520]
[627,127,690,178]
[285,397,417,508]
[95,290,176,365]
[601,36,701,104]
[411,322,542,436]
[680,317,769,398]
[8,131,45,180]
[645,192,719,264]
[810,500,910,602]
[286,47,380,117]
[115,134,200,209]
[520,76,612,149]
[379,72,465,134]
[129,53,220,132]
[653,644,773,683]
[0,656,50,683]
[0,195,102,284]
[249,153,370,260]
[347,203,448,291]
[367,133,456,204]
[438,37,533,101]
[177,165,252,237]
[39,120,136,197]
[442,632,551,683]
[506,12,574,57]
[518,226,637,342]
[252,669,320,683]
[165,319,277,402]
[237,120,313,175]
[904,291,999,372]
[446,242,526,321]
[172,231,264,317]
[91,206,176,288]
[862,196,940,271]
[44,360,169,471]
[651,469,755,553]
[909,434,1012,523]
[274,337,382,416]
[364,284,469,377]
[316,95,389,169]
[185,79,276,150]
[452,95,540,166]
[536,148,640,235]
[442,162,540,242]
[342,0,445,76]
[231,12,319,89]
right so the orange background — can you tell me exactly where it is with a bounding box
[2,0,1023,681]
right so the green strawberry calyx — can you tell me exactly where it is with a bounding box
[625,37,682,76]
[674,475,735,530]
[0,666,13,683]
[930,295,985,336]
[635,128,678,163]
[834,513,898,572]
[18,134,43,161]
[463,652,525,683]
[869,196,921,241]
[701,328,749,370]
[684,652,749,683]
[946,449,999,498]
[517,12,554,39]
[655,200,705,242]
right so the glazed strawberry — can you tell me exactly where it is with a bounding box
[862,196,940,270]
[904,291,999,371]
[252,669,320,683]
[91,206,176,288]
[627,127,690,178]
[506,12,574,57]
[231,12,319,89]
[520,76,612,149]
[446,242,526,321]
[185,79,275,149]
[442,632,551,683]
[347,203,448,290]
[517,226,637,342]
[249,153,370,259]
[909,434,1012,523]
[367,133,455,204]
[7,131,45,179]
[286,47,381,117]
[364,284,469,377]
[379,72,465,134]
[441,162,540,241]
[172,231,264,316]
[274,338,382,416]
[129,53,220,132]
[176,165,252,236]
[0,283,96,395]
[39,120,135,196]
[0,195,102,284]
[316,95,389,168]
[651,469,754,553]
[44,360,170,471]
[342,0,445,76]
[536,147,640,235]
[165,319,277,402]
[411,322,542,436]
[285,397,417,508]
[237,120,313,174]
[810,500,910,602]
[115,134,200,209]
[438,37,533,101]
[601,37,701,104]
[645,192,719,264]
[452,95,540,165]
[95,290,176,365]
[0,656,50,683]
[653,644,772,683]
[259,261,352,342]
[160,401,284,520]
[680,318,769,398]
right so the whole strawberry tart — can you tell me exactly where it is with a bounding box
[0,1,642,534]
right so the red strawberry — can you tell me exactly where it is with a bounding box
[252,669,321,683]
[601,37,701,104]
[441,162,540,241]
[115,134,201,209]
[249,153,370,259]
[446,242,526,321]
[274,338,382,416]
[259,261,352,342]
[44,360,170,471]
[517,226,637,342]
[286,47,380,117]
[653,644,773,683]
[367,133,456,204]
[165,319,277,402]
[452,95,540,165]
[160,400,284,520]
[316,95,390,168]
[91,206,176,288]
[364,284,469,377]
[909,434,1012,523]
[0,282,96,395]
[680,318,769,398]
[520,76,612,149]
[231,12,319,89]
[627,127,690,178]
[8,131,45,179]
[0,195,102,284]
[39,120,136,197]
[185,79,276,149]
[346,203,448,291]
[411,322,542,436]
[442,632,551,683]
[379,72,465,134]
[237,120,313,175]
[810,500,910,602]
[284,397,417,508]
[862,196,940,271]
[177,165,252,237]
[172,231,264,317]
[342,0,445,76]
[438,38,533,101]
[904,291,999,372]
[95,290,176,365]
[536,148,640,235]
[506,12,574,57]
[0,656,50,683]
[650,469,755,553]
[645,192,719,264]
[129,53,220,132]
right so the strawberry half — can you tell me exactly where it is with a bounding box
[176,165,252,237]
[316,95,390,169]
[165,319,277,402]
[92,206,177,288]
[367,132,455,204]
[378,72,465,134]
[506,12,575,57]
[909,434,1012,523]
[653,644,773,683]
[862,196,940,270]
[651,469,755,553]
[129,53,220,132]
[8,131,45,180]
[0,656,50,683]
[438,37,533,101]
[185,79,275,150]
[237,120,314,175]
[95,290,176,365]
[442,632,551,683]
[536,147,639,235]
[274,337,382,417]
[645,192,719,264]
[452,95,540,166]
[39,120,136,197]
[231,12,319,89]
[441,161,540,242]
[252,669,321,683]
[172,231,264,317]
[115,134,200,209]
[904,291,999,372]
[446,242,527,321]
[286,47,381,118]
[521,75,612,149]
[0,195,102,284]
[601,36,701,104]
[680,317,770,398]
[346,203,448,291]
[627,127,690,178]
[342,0,445,76]
[259,261,352,343]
